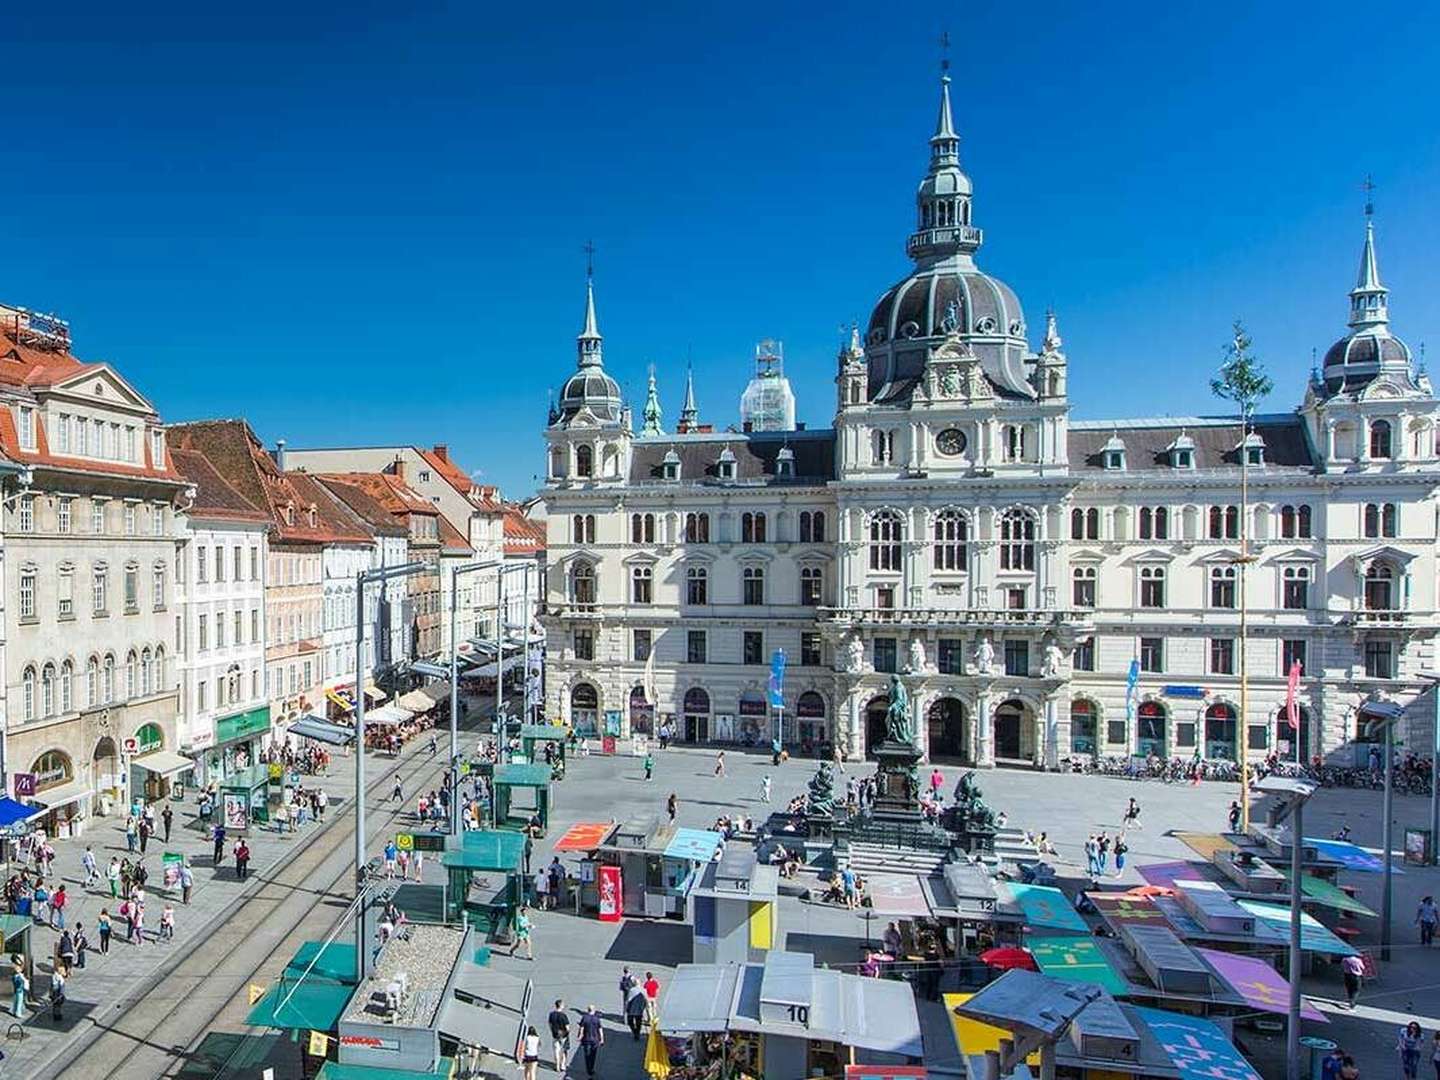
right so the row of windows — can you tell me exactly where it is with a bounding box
[195,664,262,714]
[19,562,165,620]
[196,608,263,651]
[271,610,322,644]
[1070,504,1317,542]
[267,660,317,701]
[869,509,1034,572]
[266,554,322,587]
[1079,635,1395,679]
[1094,562,1397,611]
[576,511,831,548]
[195,544,262,585]
[15,495,169,538]
[27,408,162,468]
[19,646,168,723]
[573,626,825,668]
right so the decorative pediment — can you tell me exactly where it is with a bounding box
[1351,544,1418,568]
[1196,547,1245,565]
[50,364,156,413]
[1123,547,1175,565]
[1069,547,1106,564]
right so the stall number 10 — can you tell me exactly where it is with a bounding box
[784,1005,810,1025]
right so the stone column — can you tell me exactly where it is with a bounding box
[975,687,994,766]
[1043,695,1060,770]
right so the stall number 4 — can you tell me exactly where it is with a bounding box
[785,1005,809,1025]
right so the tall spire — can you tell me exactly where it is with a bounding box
[678,363,698,430]
[641,365,664,436]
[1348,195,1389,331]
[577,255,603,369]
[931,74,959,168]
[907,66,979,268]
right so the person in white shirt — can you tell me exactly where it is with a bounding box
[520,1024,541,1079]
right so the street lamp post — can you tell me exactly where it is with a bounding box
[353,561,424,984]
[448,559,502,835]
[1253,774,1317,1080]
[1360,700,1403,961]
[1422,674,1440,867]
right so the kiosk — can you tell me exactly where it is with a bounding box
[596,818,722,918]
[517,724,568,776]
[441,830,527,939]
[491,763,553,835]
[219,764,273,832]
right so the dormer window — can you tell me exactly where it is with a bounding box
[717,447,737,482]
[1242,432,1265,467]
[775,447,795,479]
[661,449,681,481]
[1172,448,1193,469]
[1101,433,1126,471]
[307,506,317,528]
[283,503,295,526]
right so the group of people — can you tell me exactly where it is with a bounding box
[123,802,173,853]
[1083,831,1129,878]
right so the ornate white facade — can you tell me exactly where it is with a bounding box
[540,77,1440,767]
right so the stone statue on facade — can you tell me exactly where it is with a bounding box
[884,673,913,745]
[1041,638,1064,678]
[972,634,996,676]
[845,634,866,674]
[906,637,928,675]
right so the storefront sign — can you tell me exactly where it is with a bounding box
[396,833,414,851]
[189,729,215,752]
[339,1034,400,1051]
[216,706,271,746]
[597,864,622,922]
[12,773,36,797]
[133,723,164,755]
[1163,685,1209,699]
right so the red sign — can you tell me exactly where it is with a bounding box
[597,864,622,922]
[12,773,36,797]
[601,736,616,755]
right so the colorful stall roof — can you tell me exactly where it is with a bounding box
[1007,883,1087,933]
[553,821,615,853]
[1306,838,1398,874]
[1286,872,1378,916]
[941,992,1040,1067]
[1028,937,1128,995]
[866,873,932,918]
[1237,900,1358,956]
[1175,832,1238,861]
[1196,948,1327,1022]
[1089,894,1172,928]
[1136,860,1219,891]
[662,828,723,863]
[1133,1006,1262,1080]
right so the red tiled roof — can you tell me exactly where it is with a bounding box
[169,448,271,523]
[438,516,472,555]
[418,445,502,511]
[315,476,408,537]
[503,503,546,554]
[313,471,438,519]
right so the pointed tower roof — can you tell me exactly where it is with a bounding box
[678,364,698,430]
[1348,219,1389,330]
[555,271,622,426]
[641,367,664,436]
[1320,209,1413,395]
[577,277,603,368]
[931,73,958,165]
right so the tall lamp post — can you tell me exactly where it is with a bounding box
[1359,698,1404,960]
[353,560,424,984]
[448,559,502,835]
[1254,774,1317,1080]
[1418,673,1440,866]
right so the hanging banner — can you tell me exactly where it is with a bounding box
[597,864,622,922]
[767,649,787,709]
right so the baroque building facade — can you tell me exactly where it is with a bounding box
[540,77,1440,767]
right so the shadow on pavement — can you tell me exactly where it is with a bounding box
[603,920,692,967]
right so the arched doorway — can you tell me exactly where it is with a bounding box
[864,696,890,758]
[32,749,82,837]
[1204,703,1237,760]
[993,699,1033,762]
[629,685,654,738]
[682,687,710,744]
[927,698,968,761]
[570,683,599,737]
[1137,701,1167,758]
[1274,705,1311,763]
[92,736,120,810]
[1069,699,1097,755]
[796,691,828,752]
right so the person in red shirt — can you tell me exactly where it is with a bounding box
[642,971,660,1025]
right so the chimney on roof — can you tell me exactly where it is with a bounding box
[275,439,287,472]
[433,444,449,462]
[392,455,405,482]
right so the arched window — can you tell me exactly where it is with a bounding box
[126,650,138,700]
[571,562,596,607]
[1209,566,1237,608]
[869,510,903,571]
[103,654,115,702]
[800,567,823,606]
[1204,703,1238,760]
[1139,506,1168,540]
[1072,566,1097,607]
[799,511,826,543]
[1280,505,1296,538]
[1224,505,1239,539]
[685,566,708,605]
[1382,503,1397,537]
[742,566,765,605]
[630,513,655,544]
[575,444,593,477]
[571,683,598,710]
[21,666,36,722]
[1370,419,1393,459]
[1003,425,1026,462]
[40,663,55,717]
[870,430,894,465]
[572,514,595,544]
[86,656,99,706]
[683,687,710,715]
[1139,566,1165,607]
[141,647,153,696]
[1365,563,1395,610]
[741,512,767,543]
[999,509,1035,571]
[630,565,653,604]
[932,510,968,572]
[60,660,73,713]
[684,512,710,543]
[1297,504,1312,537]
[1070,508,1085,540]
[1364,503,1379,538]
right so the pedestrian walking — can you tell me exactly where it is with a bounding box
[159,903,175,942]
[1096,832,1110,873]
[512,905,533,960]
[643,753,653,782]
[50,883,67,929]
[81,847,98,889]
[578,1005,604,1079]
[234,839,251,881]
[1227,801,1242,832]
[428,734,438,757]
[48,966,64,1023]
[534,867,550,911]
[1341,952,1365,1006]
[107,857,121,898]
[1123,797,1142,830]
[1399,1021,1423,1080]
[33,880,49,926]
[1416,895,1438,946]
[125,815,138,853]
[138,816,150,854]
[97,909,112,955]
[393,777,403,803]
[180,862,194,905]
[383,840,398,879]
[317,789,328,818]
[56,929,76,974]
[212,823,226,867]
[643,971,660,1025]
[841,866,858,910]
[520,1024,542,1080]
[624,983,647,1040]
[1084,835,1097,877]
[714,751,726,778]
[11,965,28,1018]
[666,793,678,824]
[396,849,410,881]
[618,967,636,1018]
[761,775,772,803]
[1114,835,1129,877]
[161,804,173,844]
[73,923,88,970]
[548,998,572,1075]
[413,850,423,883]
[523,834,534,876]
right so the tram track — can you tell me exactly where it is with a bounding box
[36,741,463,1080]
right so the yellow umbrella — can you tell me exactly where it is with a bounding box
[643,1022,671,1078]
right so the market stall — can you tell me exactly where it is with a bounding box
[517,724,568,775]
[441,829,527,939]
[291,715,357,747]
[491,762,552,835]
[219,764,273,833]
[595,819,722,919]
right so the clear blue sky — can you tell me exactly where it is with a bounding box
[3,3,1437,497]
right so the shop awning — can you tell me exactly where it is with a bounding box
[363,687,387,704]
[291,716,355,746]
[553,821,615,852]
[663,828,723,863]
[325,689,355,712]
[32,780,94,812]
[410,661,449,679]
[246,981,354,1031]
[0,797,44,831]
[365,704,414,726]
[1004,883,1088,933]
[437,994,526,1056]
[422,681,453,705]
[865,873,933,918]
[464,654,522,680]
[398,689,435,713]
[131,750,195,779]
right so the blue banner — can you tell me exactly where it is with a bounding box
[1125,659,1141,722]
[768,648,787,709]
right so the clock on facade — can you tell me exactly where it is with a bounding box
[936,428,968,456]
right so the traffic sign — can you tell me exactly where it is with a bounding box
[395,833,414,851]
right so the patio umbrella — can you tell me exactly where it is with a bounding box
[979,946,1037,971]
[643,1023,671,1077]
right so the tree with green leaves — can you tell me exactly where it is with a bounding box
[1211,320,1273,419]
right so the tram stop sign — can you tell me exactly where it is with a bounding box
[395,832,414,852]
